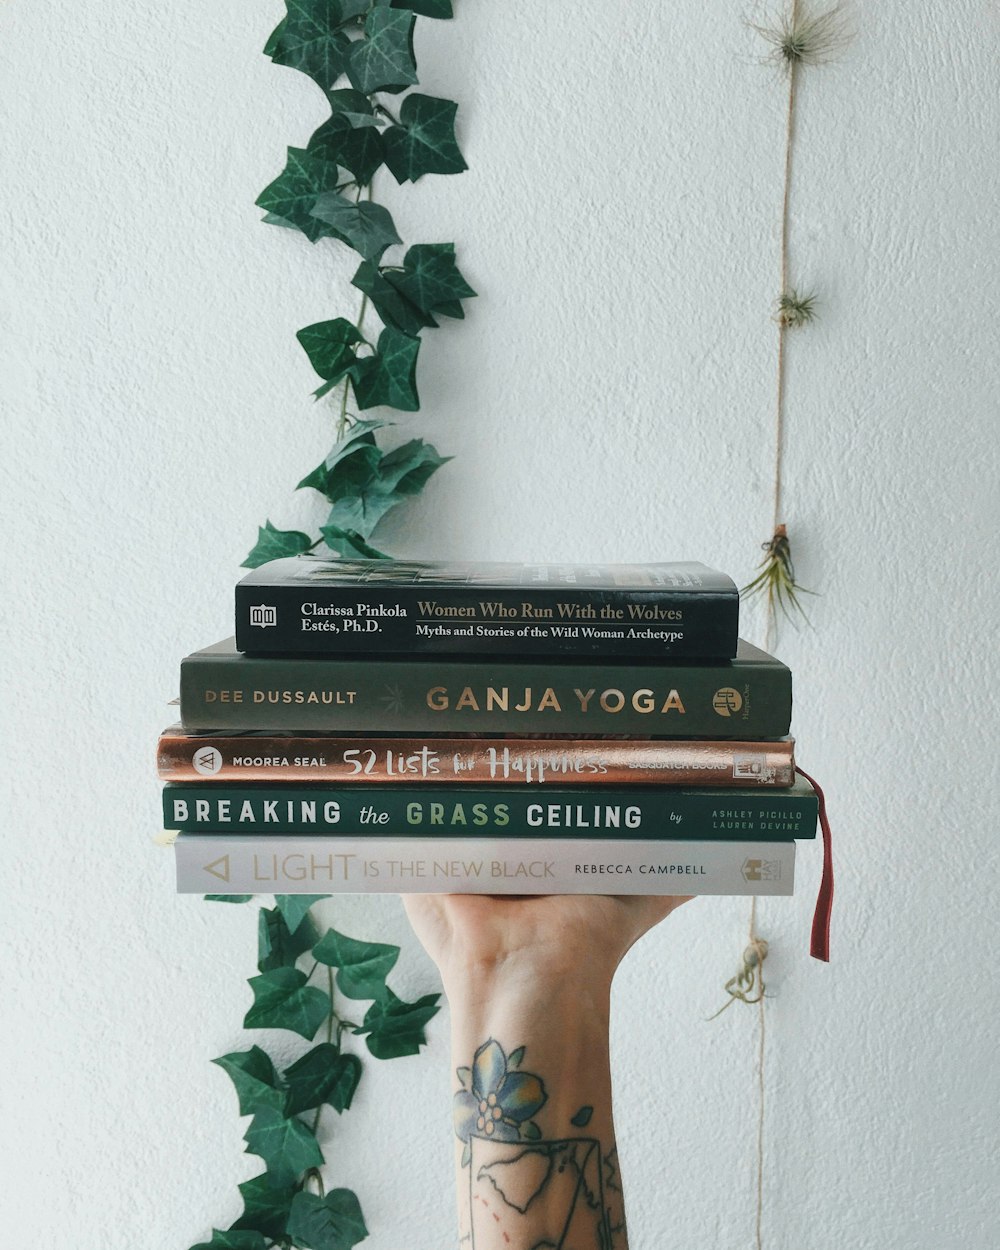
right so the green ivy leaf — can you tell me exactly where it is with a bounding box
[309,114,386,187]
[383,94,466,182]
[242,520,313,570]
[284,1044,363,1116]
[300,441,382,497]
[256,148,346,243]
[570,1105,594,1128]
[244,1106,324,1190]
[363,435,451,499]
[352,260,437,337]
[386,243,475,319]
[212,1046,287,1117]
[263,19,287,59]
[244,968,331,1040]
[347,8,417,94]
[319,523,390,560]
[312,928,400,999]
[190,1230,269,1250]
[379,0,453,17]
[352,327,420,411]
[297,421,386,497]
[259,212,300,230]
[296,318,365,396]
[286,1189,368,1250]
[522,1121,542,1141]
[325,88,381,128]
[508,1046,525,1069]
[275,895,330,932]
[258,906,320,973]
[267,1,353,90]
[205,895,254,904]
[355,988,440,1059]
[324,439,449,538]
[309,193,402,261]
[231,1175,297,1241]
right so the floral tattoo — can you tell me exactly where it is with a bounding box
[453,1039,621,1248]
[454,1039,548,1165]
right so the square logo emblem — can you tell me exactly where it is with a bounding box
[249,604,277,628]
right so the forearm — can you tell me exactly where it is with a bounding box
[443,955,627,1250]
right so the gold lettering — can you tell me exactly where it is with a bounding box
[632,688,655,713]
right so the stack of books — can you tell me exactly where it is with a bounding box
[159,560,819,899]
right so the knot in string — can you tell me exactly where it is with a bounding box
[709,931,769,1019]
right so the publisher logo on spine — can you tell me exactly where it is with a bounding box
[250,604,277,628]
[712,687,743,717]
[192,746,223,776]
[742,858,781,883]
[733,753,774,783]
[203,855,230,882]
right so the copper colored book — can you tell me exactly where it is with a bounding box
[156,726,795,787]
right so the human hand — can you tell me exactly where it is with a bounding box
[403,893,691,998]
[403,893,691,1250]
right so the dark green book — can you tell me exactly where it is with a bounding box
[178,638,791,737]
[162,777,817,838]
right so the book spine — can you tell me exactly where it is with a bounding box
[156,733,796,787]
[235,585,739,659]
[179,654,791,737]
[173,835,796,896]
[162,782,818,839]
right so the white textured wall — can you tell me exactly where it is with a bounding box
[3,2,999,1247]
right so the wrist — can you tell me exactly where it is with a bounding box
[441,948,614,1027]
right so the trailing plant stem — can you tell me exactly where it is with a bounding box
[774,1,801,535]
[336,378,353,441]
[335,186,373,442]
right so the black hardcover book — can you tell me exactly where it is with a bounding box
[178,638,791,737]
[235,558,739,659]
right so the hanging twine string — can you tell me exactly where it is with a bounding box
[744,0,852,642]
[710,899,770,1250]
[721,8,846,1246]
[747,11,803,1240]
[772,0,800,547]
[709,904,769,1018]
[752,900,767,1250]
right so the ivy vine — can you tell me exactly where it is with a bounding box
[192,895,440,1250]
[244,0,473,569]
[191,4,469,1246]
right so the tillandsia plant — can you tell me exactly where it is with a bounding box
[191,895,440,1250]
[741,1,851,641]
[244,0,473,569]
[743,524,815,627]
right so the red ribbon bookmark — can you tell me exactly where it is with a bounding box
[795,766,833,963]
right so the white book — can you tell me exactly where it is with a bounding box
[173,834,795,896]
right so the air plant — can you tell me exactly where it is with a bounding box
[751,2,853,68]
[776,289,817,328]
[741,524,815,626]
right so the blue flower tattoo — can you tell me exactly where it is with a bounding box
[454,1039,547,1161]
